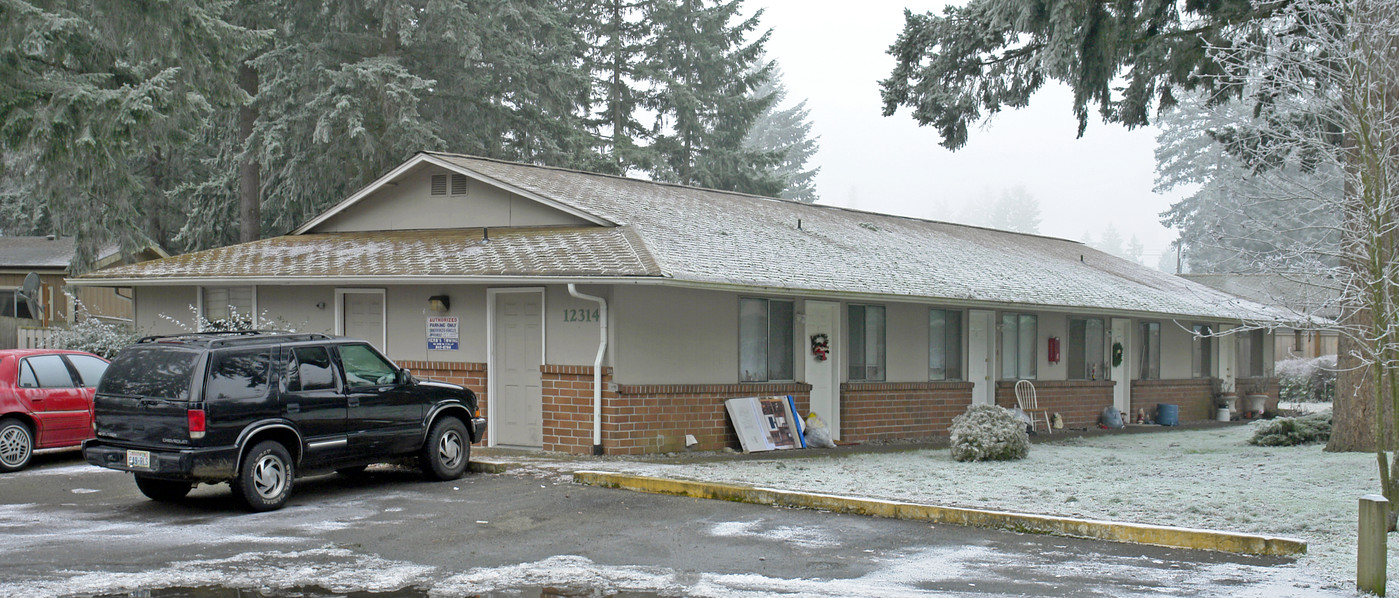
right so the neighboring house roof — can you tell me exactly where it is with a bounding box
[0,236,81,270]
[0,236,168,272]
[1180,273,1341,321]
[75,152,1292,322]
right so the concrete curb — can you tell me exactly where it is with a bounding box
[573,470,1307,557]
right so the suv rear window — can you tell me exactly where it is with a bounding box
[99,346,201,400]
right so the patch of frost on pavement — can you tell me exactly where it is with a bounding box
[0,548,435,598]
[709,519,841,549]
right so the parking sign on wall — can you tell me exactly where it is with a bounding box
[427,316,459,351]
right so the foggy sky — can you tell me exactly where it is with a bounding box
[751,0,1184,267]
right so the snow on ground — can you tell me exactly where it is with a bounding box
[492,417,1380,586]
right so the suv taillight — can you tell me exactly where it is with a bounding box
[188,409,206,439]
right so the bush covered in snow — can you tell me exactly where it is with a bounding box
[45,317,139,359]
[1276,356,1336,403]
[949,404,1030,462]
[1249,412,1333,446]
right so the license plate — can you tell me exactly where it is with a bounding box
[126,450,151,469]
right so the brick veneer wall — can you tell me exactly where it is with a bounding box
[839,381,974,442]
[608,382,812,455]
[1130,379,1213,422]
[399,360,488,422]
[995,380,1116,430]
[541,365,616,454]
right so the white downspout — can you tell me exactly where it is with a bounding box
[567,284,608,455]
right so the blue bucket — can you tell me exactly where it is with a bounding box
[1157,403,1179,426]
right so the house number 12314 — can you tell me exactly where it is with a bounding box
[563,308,600,322]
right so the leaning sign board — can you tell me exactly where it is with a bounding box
[724,396,806,453]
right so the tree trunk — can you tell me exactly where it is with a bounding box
[238,62,260,244]
[1331,326,1379,451]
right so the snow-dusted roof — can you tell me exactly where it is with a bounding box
[80,227,660,282]
[1181,273,1341,320]
[77,151,1285,321]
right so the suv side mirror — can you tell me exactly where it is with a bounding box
[398,367,414,385]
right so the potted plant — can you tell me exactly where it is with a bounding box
[1243,380,1269,418]
[1210,378,1235,422]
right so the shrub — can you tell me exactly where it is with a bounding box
[1275,356,1336,404]
[949,404,1030,462]
[45,317,140,359]
[1248,412,1333,446]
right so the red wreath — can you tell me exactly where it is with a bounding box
[810,333,830,361]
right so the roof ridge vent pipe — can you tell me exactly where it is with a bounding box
[568,284,608,455]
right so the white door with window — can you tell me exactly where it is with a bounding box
[1110,318,1131,413]
[338,290,385,351]
[805,301,840,440]
[491,289,544,448]
[968,310,995,405]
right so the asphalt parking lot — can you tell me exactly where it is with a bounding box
[0,450,1352,597]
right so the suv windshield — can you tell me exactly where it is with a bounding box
[98,346,201,400]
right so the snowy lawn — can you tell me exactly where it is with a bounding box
[499,417,1382,586]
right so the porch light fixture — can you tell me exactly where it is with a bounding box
[428,295,451,312]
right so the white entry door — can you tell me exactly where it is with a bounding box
[1111,318,1131,414]
[338,289,385,352]
[491,289,544,448]
[968,310,996,406]
[804,301,841,440]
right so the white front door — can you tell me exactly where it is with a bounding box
[338,289,385,351]
[1216,324,1236,392]
[491,289,544,448]
[968,310,995,405]
[804,301,840,440]
[1111,318,1131,413]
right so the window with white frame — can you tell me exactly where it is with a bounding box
[929,308,962,381]
[1138,321,1161,380]
[201,286,253,328]
[1192,323,1214,378]
[849,304,886,381]
[1000,313,1037,380]
[739,298,794,382]
[1236,328,1267,377]
[1067,317,1106,380]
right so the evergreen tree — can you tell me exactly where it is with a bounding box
[0,0,256,268]
[644,0,782,195]
[743,58,819,202]
[1154,93,1341,273]
[579,0,658,175]
[986,186,1039,233]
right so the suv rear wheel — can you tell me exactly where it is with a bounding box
[420,417,469,481]
[135,476,193,502]
[0,418,33,473]
[232,441,294,512]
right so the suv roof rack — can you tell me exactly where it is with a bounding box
[136,330,333,347]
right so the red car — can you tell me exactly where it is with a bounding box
[0,349,110,472]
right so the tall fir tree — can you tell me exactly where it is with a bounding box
[578,0,657,175]
[0,0,257,269]
[743,58,819,203]
[643,0,783,196]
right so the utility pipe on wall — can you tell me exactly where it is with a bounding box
[567,284,608,455]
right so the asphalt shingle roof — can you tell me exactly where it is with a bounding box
[79,152,1287,321]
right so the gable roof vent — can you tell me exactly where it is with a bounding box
[451,174,469,195]
[430,174,448,195]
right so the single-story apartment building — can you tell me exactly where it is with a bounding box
[71,152,1289,454]
[1181,273,1339,364]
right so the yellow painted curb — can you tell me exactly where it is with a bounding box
[573,471,1306,557]
[469,460,512,474]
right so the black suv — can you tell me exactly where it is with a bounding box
[82,331,486,511]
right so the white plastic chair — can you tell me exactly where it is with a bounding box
[1015,380,1051,434]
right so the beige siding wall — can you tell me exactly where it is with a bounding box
[612,285,740,385]
[313,165,593,233]
[133,286,198,334]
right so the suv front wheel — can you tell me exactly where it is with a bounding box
[233,440,295,511]
[421,417,469,481]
